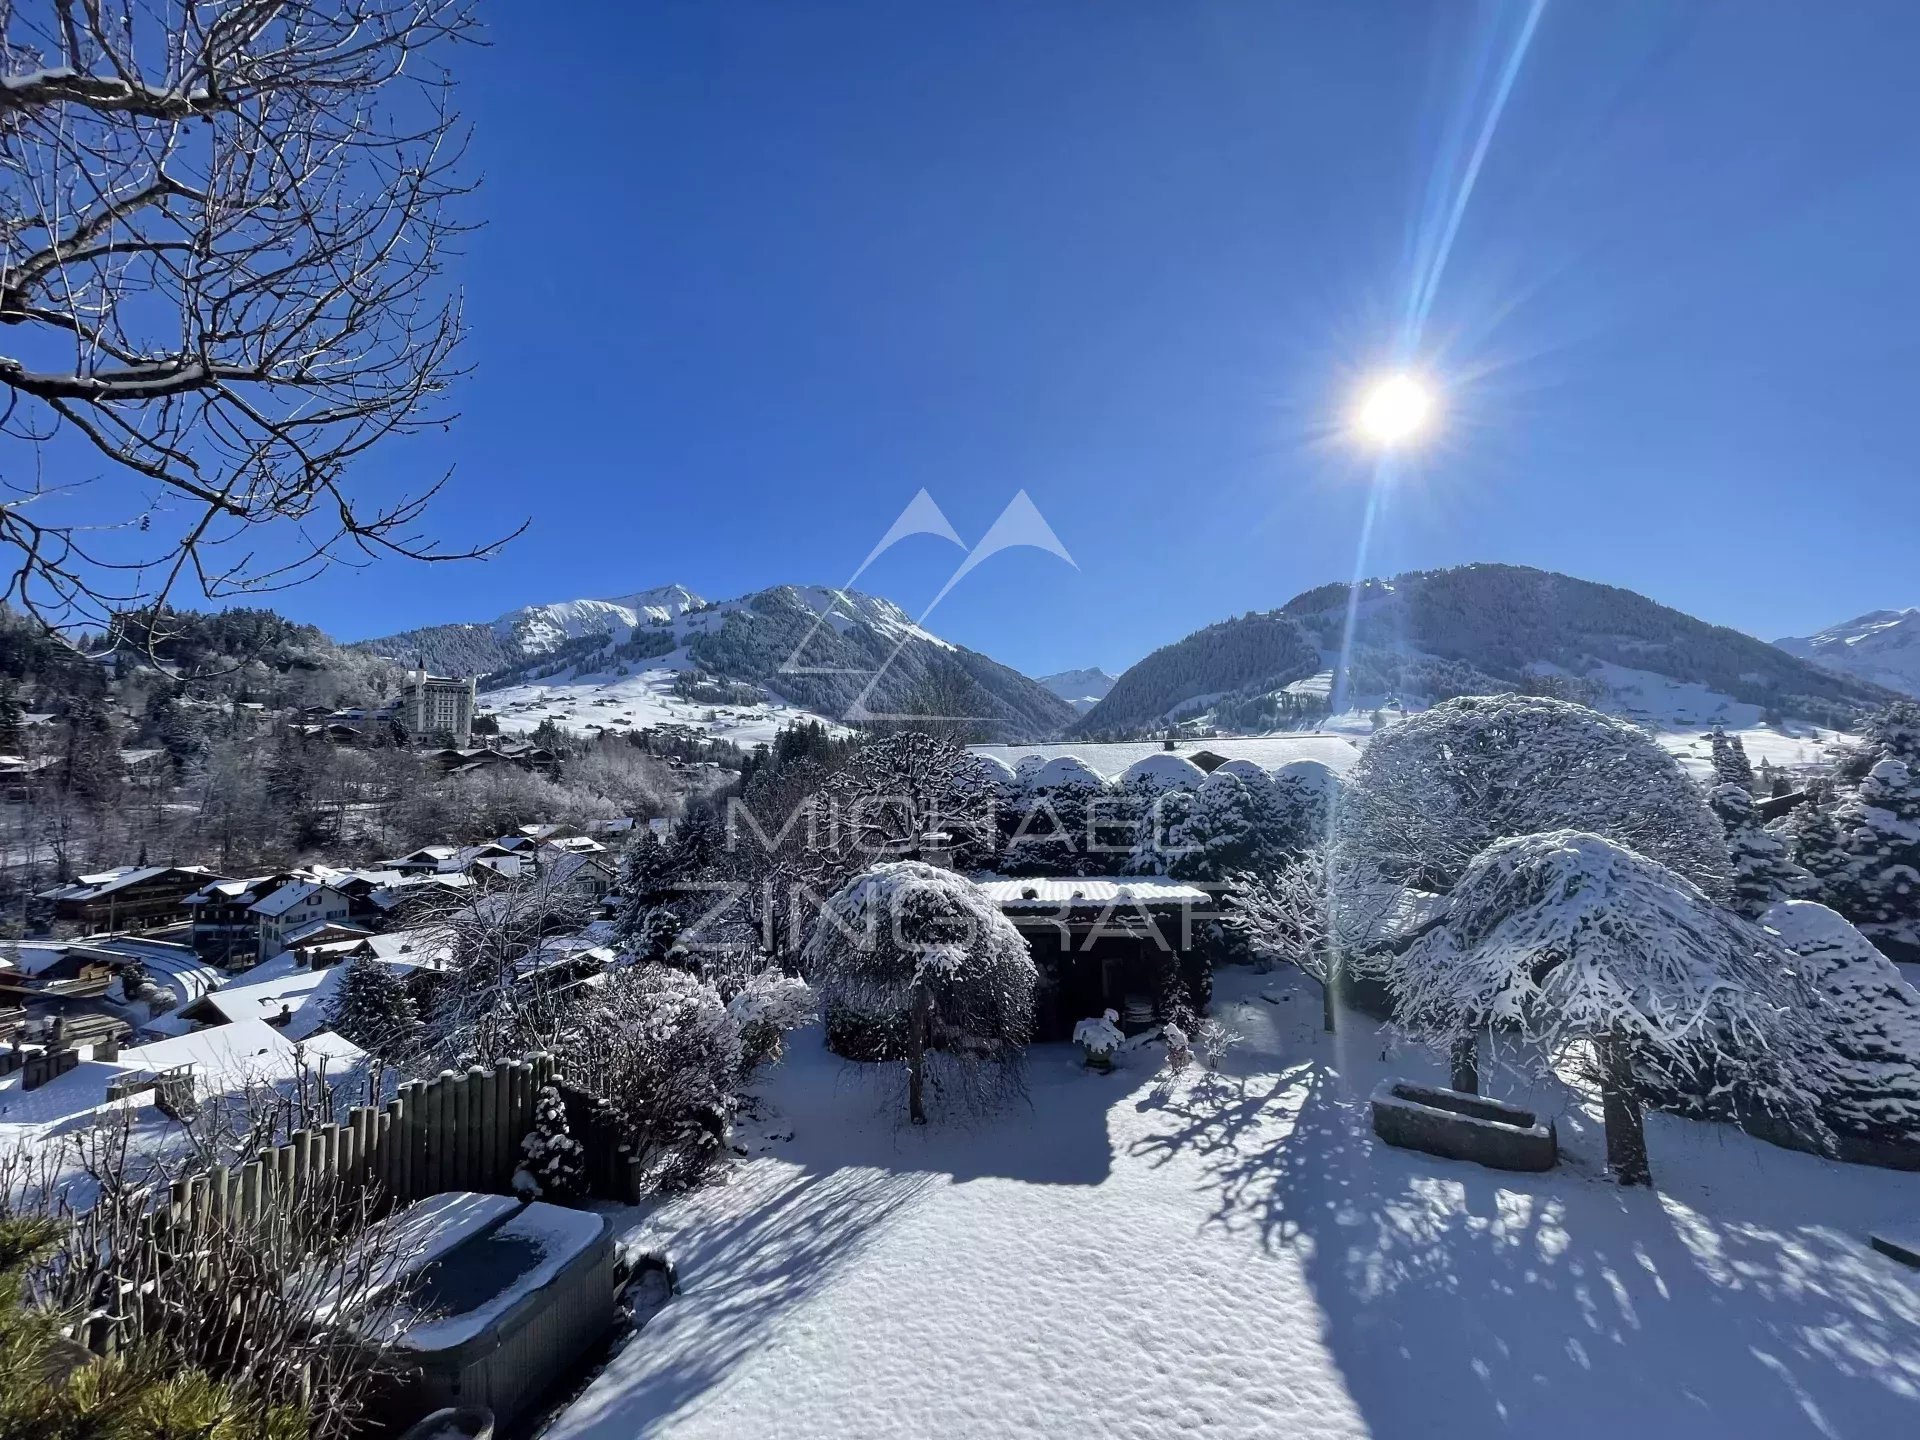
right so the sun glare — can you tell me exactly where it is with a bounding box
[1355,374,1435,448]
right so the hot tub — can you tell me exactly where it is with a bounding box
[322,1193,615,1431]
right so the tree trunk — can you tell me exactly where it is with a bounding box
[906,983,931,1126]
[1449,1032,1479,1094]
[1319,952,1338,1033]
[1599,1032,1651,1187]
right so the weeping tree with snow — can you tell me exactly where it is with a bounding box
[1761,900,1920,1147]
[1225,850,1338,1031]
[1332,694,1730,904]
[801,860,1035,1124]
[1390,831,1828,1187]
[515,1082,587,1204]
[1708,782,1812,918]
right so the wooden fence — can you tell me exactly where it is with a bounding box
[78,1053,638,1356]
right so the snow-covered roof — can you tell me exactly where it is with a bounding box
[249,880,336,918]
[0,941,73,977]
[186,874,277,904]
[973,876,1212,909]
[37,864,217,903]
[185,955,346,1039]
[0,1019,365,1134]
[280,917,372,948]
[1120,753,1209,790]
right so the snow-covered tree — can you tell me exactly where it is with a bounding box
[1224,851,1337,1031]
[558,964,743,1190]
[1708,782,1812,917]
[820,731,998,876]
[1760,901,1920,1146]
[801,860,1035,1124]
[1390,831,1827,1186]
[1833,758,1920,961]
[515,1082,587,1204]
[1152,769,1291,883]
[1270,759,1341,853]
[1004,761,1105,876]
[1860,701,1920,769]
[1784,798,1852,906]
[1332,694,1730,902]
[1128,782,1199,876]
[726,970,819,1077]
[1708,725,1756,791]
[325,954,419,1060]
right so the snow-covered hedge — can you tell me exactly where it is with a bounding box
[1761,900,1920,1145]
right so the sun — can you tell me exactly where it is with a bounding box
[1355,373,1435,448]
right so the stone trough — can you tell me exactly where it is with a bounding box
[1370,1079,1558,1172]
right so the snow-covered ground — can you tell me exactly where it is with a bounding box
[486,668,845,750]
[1658,722,1851,784]
[550,970,1920,1439]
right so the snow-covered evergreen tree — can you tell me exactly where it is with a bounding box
[1129,783,1199,876]
[325,954,419,1059]
[1784,798,1852,906]
[1391,830,1828,1186]
[801,861,1034,1124]
[1156,770,1272,882]
[1834,758,1920,961]
[1270,759,1340,853]
[515,1082,587,1203]
[1708,782,1811,917]
[1708,725,1756,791]
[1760,900,1920,1146]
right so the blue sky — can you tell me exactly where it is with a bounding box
[278,0,1917,676]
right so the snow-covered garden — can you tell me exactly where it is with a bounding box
[549,966,1920,1440]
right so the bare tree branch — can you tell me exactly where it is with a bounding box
[0,0,518,640]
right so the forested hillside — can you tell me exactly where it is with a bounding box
[689,587,1077,740]
[1072,611,1320,738]
[1282,564,1897,727]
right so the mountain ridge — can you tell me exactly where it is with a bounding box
[1775,607,1920,698]
[1078,564,1899,738]
[357,581,1076,743]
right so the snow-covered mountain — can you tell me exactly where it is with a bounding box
[1077,564,1901,739]
[1775,608,1920,698]
[1037,667,1116,714]
[358,583,1076,744]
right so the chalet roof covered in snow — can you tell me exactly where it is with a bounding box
[179,958,344,1038]
[0,1018,365,1136]
[970,734,1362,782]
[37,864,219,903]
[248,880,342,918]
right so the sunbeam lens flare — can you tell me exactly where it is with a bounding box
[1355,374,1435,448]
